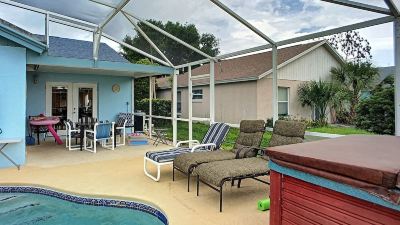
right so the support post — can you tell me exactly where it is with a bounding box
[45,13,49,48]
[172,70,178,146]
[395,18,400,136]
[272,45,278,125]
[93,30,102,61]
[149,76,152,138]
[209,61,215,124]
[188,65,193,146]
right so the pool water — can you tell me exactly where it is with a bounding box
[0,192,166,225]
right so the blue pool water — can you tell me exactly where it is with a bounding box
[0,191,167,225]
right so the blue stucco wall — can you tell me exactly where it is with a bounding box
[0,46,26,168]
[26,72,133,122]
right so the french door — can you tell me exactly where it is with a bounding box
[46,82,98,133]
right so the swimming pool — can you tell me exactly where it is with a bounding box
[0,186,168,225]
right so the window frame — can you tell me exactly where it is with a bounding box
[277,87,289,116]
[177,90,182,115]
[192,88,203,103]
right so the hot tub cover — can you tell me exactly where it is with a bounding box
[266,135,400,205]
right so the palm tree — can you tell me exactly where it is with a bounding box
[297,80,337,124]
[330,61,378,121]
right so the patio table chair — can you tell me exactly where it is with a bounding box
[144,122,230,182]
[64,120,81,151]
[194,120,306,212]
[84,122,115,153]
[115,118,127,146]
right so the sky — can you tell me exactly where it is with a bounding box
[0,0,396,66]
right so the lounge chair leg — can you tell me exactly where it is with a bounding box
[238,179,242,188]
[196,175,199,196]
[172,162,174,181]
[231,180,235,187]
[219,186,223,212]
[187,174,190,192]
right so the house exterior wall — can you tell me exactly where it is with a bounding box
[26,72,133,122]
[270,45,340,81]
[156,45,341,124]
[256,78,312,120]
[257,45,340,121]
[0,46,26,168]
[158,81,258,124]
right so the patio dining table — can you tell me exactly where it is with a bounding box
[29,116,63,145]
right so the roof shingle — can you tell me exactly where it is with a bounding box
[158,41,324,88]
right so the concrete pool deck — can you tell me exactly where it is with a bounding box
[0,140,270,225]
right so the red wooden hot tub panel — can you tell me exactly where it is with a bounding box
[270,171,400,225]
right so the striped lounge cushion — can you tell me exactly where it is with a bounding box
[146,148,191,163]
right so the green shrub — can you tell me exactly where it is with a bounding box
[355,75,394,135]
[136,98,172,126]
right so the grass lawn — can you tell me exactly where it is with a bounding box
[307,126,373,135]
[157,121,371,150]
[160,121,272,149]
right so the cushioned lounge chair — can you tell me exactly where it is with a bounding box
[195,120,306,212]
[144,123,230,181]
[173,120,266,191]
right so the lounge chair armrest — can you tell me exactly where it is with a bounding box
[176,140,200,148]
[85,130,95,134]
[191,143,216,152]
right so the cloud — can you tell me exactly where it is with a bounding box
[3,0,395,66]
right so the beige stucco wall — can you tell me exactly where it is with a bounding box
[256,78,313,120]
[156,45,341,124]
[160,81,258,124]
[257,45,340,121]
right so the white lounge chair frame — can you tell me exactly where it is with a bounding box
[144,140,216,182]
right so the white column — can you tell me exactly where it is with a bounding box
[131,78,135,113]
[188,66,193,145]
[394,18,400,136]
[45,13,49,48]
[149,76,152,138]
[172,70,178,146]
[272,45,278,125]
[209,60,215,124]
[131,78,135,133]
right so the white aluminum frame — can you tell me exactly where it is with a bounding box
[1,0,399,136]
[143,139,216,182]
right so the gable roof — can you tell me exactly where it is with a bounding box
[47,36,128,63]
[157,41,341,89]
[0,18,127,63]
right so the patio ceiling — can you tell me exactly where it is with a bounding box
[1,0,399,137]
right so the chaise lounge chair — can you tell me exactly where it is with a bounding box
[144,122,230,181]
[194,120,306,212]
[173,120,266,191]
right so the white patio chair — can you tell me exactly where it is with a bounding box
[144,123,230,181]
[64,120,80,151]
[84,122,115,153]
[115,118,127,146]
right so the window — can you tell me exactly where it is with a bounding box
[278,87,289,116]
[177,91,182,114]
[192,89,203,101]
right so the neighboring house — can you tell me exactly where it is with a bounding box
[361,66,394,99]
[157,41,343,124]
[0,19,172,168]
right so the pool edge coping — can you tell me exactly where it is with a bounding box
[0,184,169,225]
